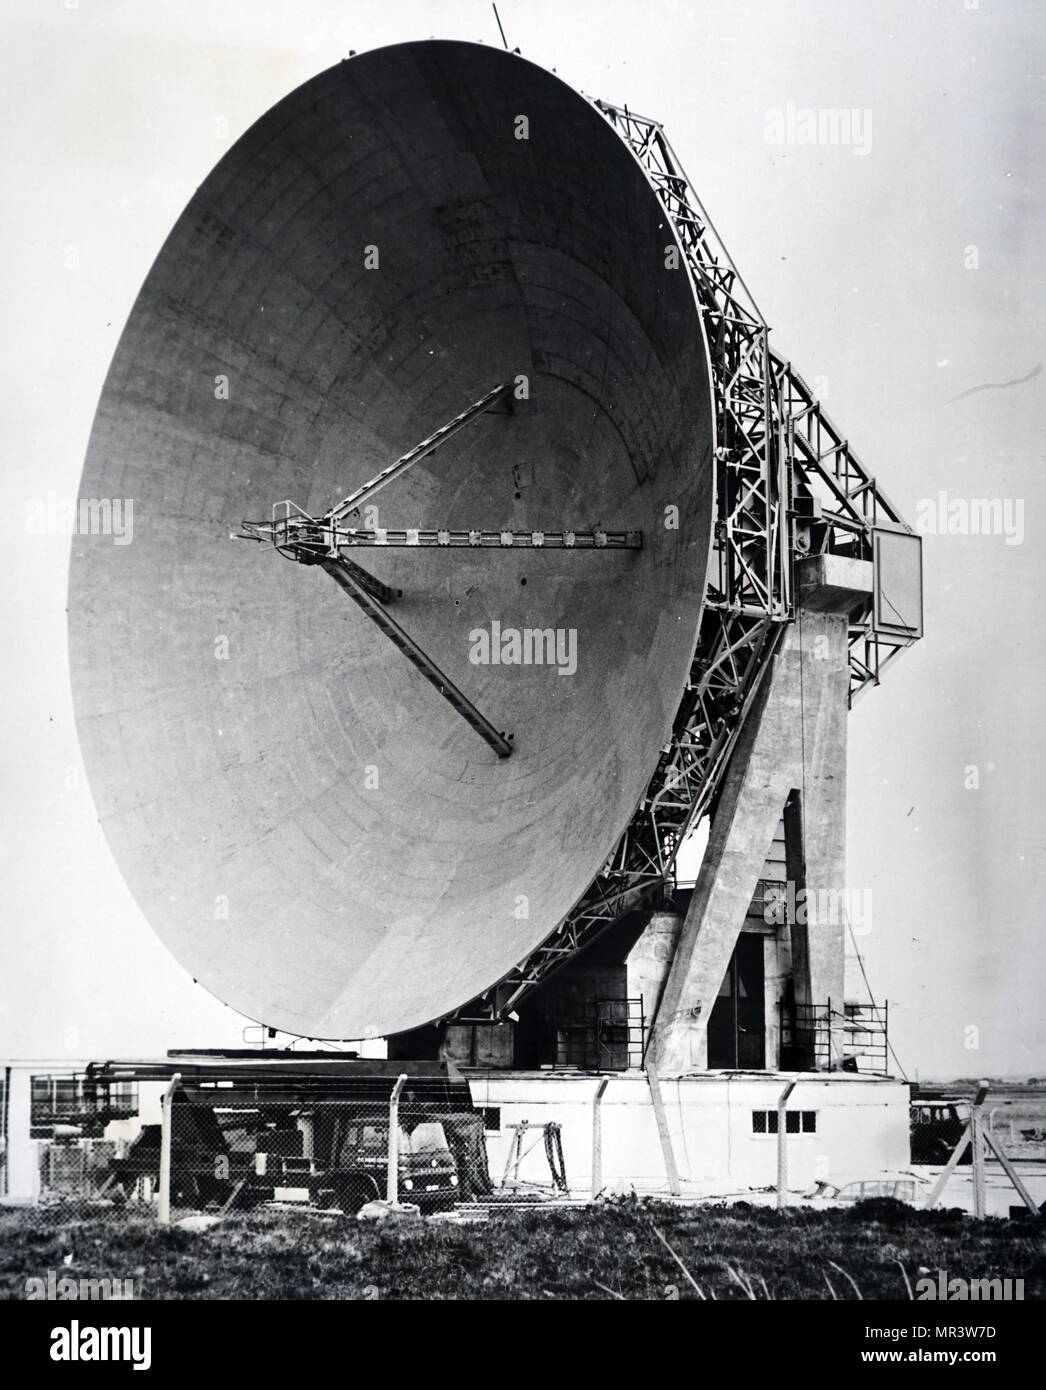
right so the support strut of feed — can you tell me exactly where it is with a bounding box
[324,380,515,526]
[320,555,514,760]
[332,553,402,605]
[237,381,519,568]
[238,381,645,759]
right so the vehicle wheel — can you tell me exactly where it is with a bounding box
[197,1176,228,1208]
[334,1179,374,1216]
[172,1175,201,1207]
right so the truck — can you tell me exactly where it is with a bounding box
[250,1108,462,1213]
[88,1057,487,1214]
[910,1101,971,1165]
[105,1098,466,1214]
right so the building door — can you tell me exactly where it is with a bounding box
[707,934,765,1069]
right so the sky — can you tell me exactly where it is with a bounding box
[0,0,1043,1078]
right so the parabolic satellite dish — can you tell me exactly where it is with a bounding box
[69,41,714,1039]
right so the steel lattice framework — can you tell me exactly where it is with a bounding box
[454,100,919,1022]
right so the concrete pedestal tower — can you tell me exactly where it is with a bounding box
[646,555,873,1073]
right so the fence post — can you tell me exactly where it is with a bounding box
[591,1077,610,1198]
[982,1126,1043,1218]
[157,1073,181,1226]
[386,1073,407,1204]
[646,1060,681,1197]
[776,1079,797,1210]
[925,1128,973,1209]
[970,1083,989,1219]
[3,1067,38,1203]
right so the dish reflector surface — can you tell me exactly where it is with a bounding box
[69,42,713,1037]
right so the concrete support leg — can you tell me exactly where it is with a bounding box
[648,560,868,1073]
[626,910,683,1055]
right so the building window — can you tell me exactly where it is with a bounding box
[481,1106,501,1133]
[752,1109,816,1134]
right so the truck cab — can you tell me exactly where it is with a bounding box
[255,1108,461,1213]
[910,1101,970,1165]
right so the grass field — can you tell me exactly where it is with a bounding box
[2,1198,1043,1301]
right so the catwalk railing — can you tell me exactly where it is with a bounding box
[777,1001,890,1075]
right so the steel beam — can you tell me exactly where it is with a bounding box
[328,527,643,550]
[319,557,513,760]
[243,519,642,556]
[334,554,402,604]
[325,381,512,525]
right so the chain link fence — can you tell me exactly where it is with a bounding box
[17,1063,491,1224]
[910,1098,975,1166]
[163,1085,490,1219]
[986,1100,1046,1165]
[911,1091,1046,1168]
[911,1086,1046,1219]
[18,1067,1045,1221]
